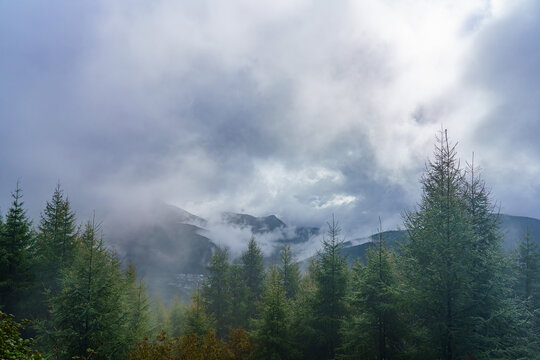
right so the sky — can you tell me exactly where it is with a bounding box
[1,0,540,240]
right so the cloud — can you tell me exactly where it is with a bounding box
[1,0,539,244]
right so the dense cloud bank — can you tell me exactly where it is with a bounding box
[1,0,538,239]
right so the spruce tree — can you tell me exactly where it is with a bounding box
[290,267,318,359]
[0,182,34,317]
[341,229,403,360]
[46,219,128,360]
[184,287,212,336]
[252,266,294,360]
[311,215,348,360]
[168,296,187,337]
[279,244,300,300]
[462,159,510,353]
[229,261,249,329]
[123,264,150,348]
[202,247,232,338]
[35,184,77,294]
[516,229,540,304]
[241,235,265,323]
[402,131,481,359]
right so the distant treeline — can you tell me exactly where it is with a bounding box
[2,131,540,360]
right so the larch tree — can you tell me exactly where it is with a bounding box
[241,235,265,324]
[402,130,485,359]
[252,266,294,360]
[123,264,150,349]
[184,287,213,337]
[311,215,348,360]
[0,182,34,317]
[35,184,78,294]
[45,219,128,360]
[229,260,249,329]
[202,247,232,338]
[462,157,510,354]
[341,227,403,360]
[516,229,540,304]
[279,244,300,300]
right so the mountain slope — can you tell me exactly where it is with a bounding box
[340,214,540,265]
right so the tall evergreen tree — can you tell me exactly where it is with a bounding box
[402,131,483,359]
[311,215,348,360]
[185,287,213,336]
[168,296,187,337]
[290,269,318,359]
[516,229,540,304]
[123,264,150,348]
[35,184,77,294]
[340,229,403,360]
[279,245,300,300]
[45,219,128,360]
[241,235,265,323]
[462,158,510,354]
[202,247,231,338]
[252,266,294,360]
[0,182,34,317]
[229,261,249,329]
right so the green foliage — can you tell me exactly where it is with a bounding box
[184,287,213,336]
[241,235,265,324]
[44,220,133,359]
[0,182,34,317]
[202,247,232,338]
[289,270,318,359]
[228,261,249,329]
[0,311,42,359]
[168,297,187,338]
[123,264,151,348]
[402,131,510,359]
[252,267,294,360]
[279,245,300,300]
[516,229,540,303]
[35,184,78,294]
[340,231,404,360]
[311,216,348,360]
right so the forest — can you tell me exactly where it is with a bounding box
[1,132,540,360]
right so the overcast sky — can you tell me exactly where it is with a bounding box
[1,0,539,239]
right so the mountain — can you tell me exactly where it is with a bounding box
[339,214,540,265]
[222,212,286,233]
[109,206,320,302]
[108,203,540,302]
[108,204,215,302]
[222,212,319,244]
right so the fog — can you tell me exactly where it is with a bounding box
[1,0,540,246]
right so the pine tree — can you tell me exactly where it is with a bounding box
[252,266,294,360]
[340,228,403,359]
[123,264,150,348]
[149,295,170,337]
[462,158,510,354]
[45,219,128,360]
[0,182,34,317]
[241,235,265,323]
[279,245,300,300]
[311,215,348,360]
[229,261,249,329]
[35,184,77,294]
[290,268,318,359]
[185,287,212,336]
[402,131,481,359]
[168,296,187,337]
[202,247,232,338]
[516,229,540,303]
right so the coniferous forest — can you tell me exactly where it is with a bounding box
[2,132,540,359]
